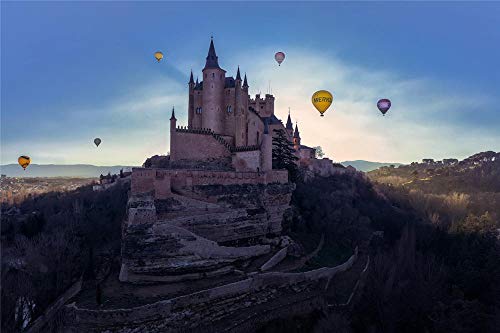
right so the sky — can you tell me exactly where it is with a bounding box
[1,1,499,166]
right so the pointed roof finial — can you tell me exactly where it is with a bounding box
[170,106,177,121]
[204,36,220,70]
[243,73,248,87]
[189,70,194,84]
[236,66,241,81]
[286,109,293,130]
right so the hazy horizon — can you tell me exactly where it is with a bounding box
[2,2,499,166]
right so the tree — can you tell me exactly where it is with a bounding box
[272,128,299,181]
[313,146,325,158]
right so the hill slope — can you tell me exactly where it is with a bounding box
[0,164,136,178]
[341,160,402,172]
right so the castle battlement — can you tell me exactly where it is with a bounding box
[131,167,289,199]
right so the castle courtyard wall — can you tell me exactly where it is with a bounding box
[232,150,261,172]
[170,131,231,162]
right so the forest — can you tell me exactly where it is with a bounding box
[1,181,128,331]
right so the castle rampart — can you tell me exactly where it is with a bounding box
[131,168,288,199]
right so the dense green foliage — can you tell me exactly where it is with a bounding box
[272,128,299,181]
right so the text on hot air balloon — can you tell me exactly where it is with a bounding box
[313,97,332,103]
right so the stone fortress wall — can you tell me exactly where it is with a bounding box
[131,167,289,199]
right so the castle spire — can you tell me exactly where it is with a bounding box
[236,66,241,81]
[243,73,248,88]
[170,106,177,121]
[286,108,293,130]
[189,70,194,84]
[293,123,300,138]
[203,37,220,70]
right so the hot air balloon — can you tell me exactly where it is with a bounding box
[154,51,164,63]
[94,138,101,147]
[377,99,391,116]
[311,90,333,117]
[18,156,30,170]
[274,52,285,66]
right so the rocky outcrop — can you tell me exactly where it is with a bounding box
[63,249,358,333]
[120,183,294,284]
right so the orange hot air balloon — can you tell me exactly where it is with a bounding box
[154,51,164,62]
[275,52,285,66]
[18,155,31,170]
[311,90,333,116]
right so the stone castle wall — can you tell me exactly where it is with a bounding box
[171,131,231,162]
[232,150,261,172]
[131,168,288,199]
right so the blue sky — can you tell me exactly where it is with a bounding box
[2,1,499,165]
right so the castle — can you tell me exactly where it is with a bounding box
[169,37,316,174]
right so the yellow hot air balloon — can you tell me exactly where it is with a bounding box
[154,51,164,62]
[18,155,31,170]
[311,90,333,116]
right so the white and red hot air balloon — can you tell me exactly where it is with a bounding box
[274,52,285,66]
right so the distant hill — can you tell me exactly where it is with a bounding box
[340,160,403,172]
[367,151,500,193]
[0,164,136,178]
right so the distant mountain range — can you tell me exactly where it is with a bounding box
[0,160,400,177]
[340,160,403,172]
[0,164,136,178]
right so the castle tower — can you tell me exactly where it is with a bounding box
[235,73,249,147]
[261,118,272,171]
[188,70,195,128]
[170,107,177,160]
[293,123,301,151]
[202,37,226,133]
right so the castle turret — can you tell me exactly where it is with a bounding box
[170,107,177,160]
[261,118,272,172]
[234,71,249,147]
[202,37,226,133]
[188,70,195,128]
[243,73,248,91]
[293,123,301,151]
[236,66,242,84]
[286,108,293,139]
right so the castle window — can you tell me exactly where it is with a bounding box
[196,107,202,114]
[212,73,215,78]
[227,106,232,113]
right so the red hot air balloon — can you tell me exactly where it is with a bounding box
[377,99,391,116]
[274,52,285,66]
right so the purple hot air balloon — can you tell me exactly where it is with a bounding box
[377,98,391,116]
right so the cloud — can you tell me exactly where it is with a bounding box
[223,47,500,163]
